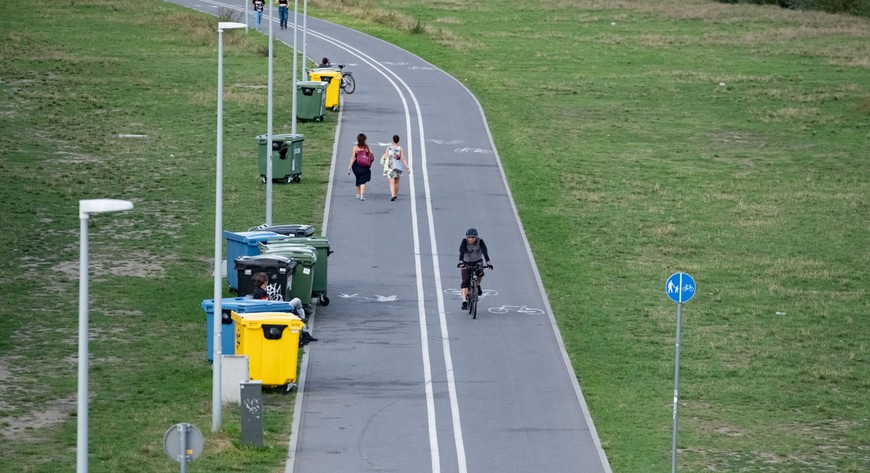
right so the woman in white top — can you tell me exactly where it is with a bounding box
[382,134,411,201]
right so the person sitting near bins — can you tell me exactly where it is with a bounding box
[319,57,331,68]
[251,273,318,344]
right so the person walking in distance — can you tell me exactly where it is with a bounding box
[458,228,493,310]
[253,0,265,29]
[277,0,289,29]
[381,134,411,201]
[347,133,374,201]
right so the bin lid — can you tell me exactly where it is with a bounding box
[269,237,331,252]
[230,311,304,327]
[234,254,298,270]
[255,133,305,143]
[250,224,316,237]
[308,69,341,78]
[223,230,283,245]
[258,243,317,263]
[201,298,295,314]
[297,80,327,89]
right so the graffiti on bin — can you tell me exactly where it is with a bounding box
[337,294,398,302]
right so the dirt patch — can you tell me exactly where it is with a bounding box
[0,394,76,441]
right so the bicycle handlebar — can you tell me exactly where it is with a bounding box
[457,262,493,270]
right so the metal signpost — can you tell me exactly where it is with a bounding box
[164,423,204,473]
[666,272,696,473]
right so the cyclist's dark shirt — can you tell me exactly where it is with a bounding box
[459,238,489,264]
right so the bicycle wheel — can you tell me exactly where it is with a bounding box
[469,284,478,319]
[341,73,356,94]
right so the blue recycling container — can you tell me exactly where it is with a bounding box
[223,230,283,290]
[201,297,297,362]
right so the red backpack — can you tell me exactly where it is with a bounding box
[355,147,373,167]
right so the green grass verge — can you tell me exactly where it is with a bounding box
[308,0,868,472]
[1,0,868,472]
[0,1,332,471]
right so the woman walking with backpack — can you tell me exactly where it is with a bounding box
[347,133,374,200]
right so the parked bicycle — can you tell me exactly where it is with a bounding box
[337,64,355,94]
[459,262,492,319]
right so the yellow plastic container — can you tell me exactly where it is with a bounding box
[308,68,342,110]
[231,311,305,387]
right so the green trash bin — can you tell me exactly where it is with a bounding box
[266,237,332,305]
[257,133,304,183]
[258,243,317,309]
[296,81,327,122]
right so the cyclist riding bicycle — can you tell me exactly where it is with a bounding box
[457,228,493,310]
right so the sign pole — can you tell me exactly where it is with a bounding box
[671,301,682,473]
[665,271,695,473]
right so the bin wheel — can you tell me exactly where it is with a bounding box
[260,176,266,184]
[292,175,301,183]
[283,382,296,394]
[284,176,293,184]
[320,295,330,306]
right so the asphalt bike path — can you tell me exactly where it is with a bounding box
[169,2,610,472]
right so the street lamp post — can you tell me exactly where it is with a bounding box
[214,21,246,433]
[77,199,134,473]
[266,2,274,226]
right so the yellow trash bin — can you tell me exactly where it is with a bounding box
[308,68,342,111]
[231,311,305,388]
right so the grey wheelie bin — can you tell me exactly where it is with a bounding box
[248,224,316,238]
[234,254,297,301]
[257,133,304,183]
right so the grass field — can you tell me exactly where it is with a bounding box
[0,1,333,471]
[1,0,868,472]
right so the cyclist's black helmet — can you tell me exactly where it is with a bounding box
[466,228,478,237]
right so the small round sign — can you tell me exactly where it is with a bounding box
[163,423,204,463]
[666,272,696,303]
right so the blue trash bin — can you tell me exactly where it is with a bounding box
[223,230,283,290]
[201,297,297,362]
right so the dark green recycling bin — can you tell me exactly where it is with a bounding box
[296,81,327,122]
[257,133,304,183]
[263,237,332,305]
[258,243,317,309]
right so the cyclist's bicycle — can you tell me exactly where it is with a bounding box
[459,262,492,319]
[337,64,355,94]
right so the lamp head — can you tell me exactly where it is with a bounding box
[218,22,247,31]
[80,199,134,218]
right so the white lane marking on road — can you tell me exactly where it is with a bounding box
[298,30,447,473]
[190,2,468,471]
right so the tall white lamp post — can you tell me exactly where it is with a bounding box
[77,199,134,473]
[214,21,247,433]
[266,2,275,226]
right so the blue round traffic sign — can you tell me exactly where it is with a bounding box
[666,273,696,303]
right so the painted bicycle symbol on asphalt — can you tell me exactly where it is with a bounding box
[488,305,545,316]
[454,147,493,154]
[443,288,497,298]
